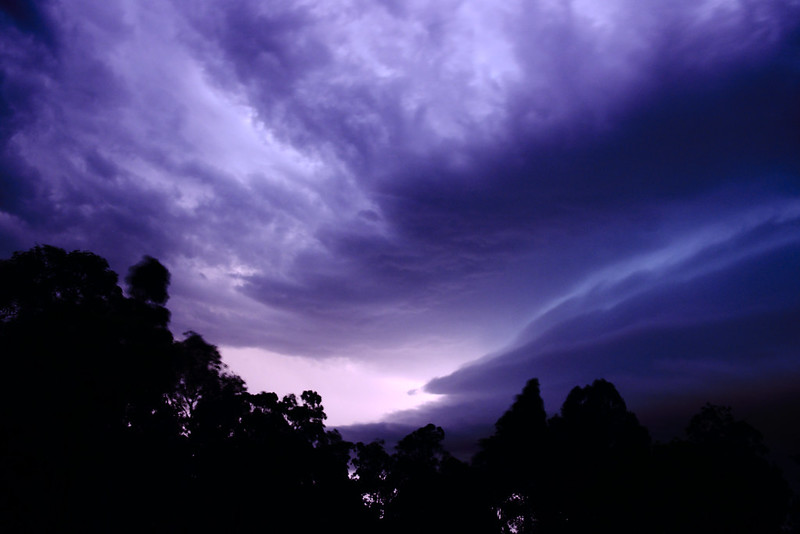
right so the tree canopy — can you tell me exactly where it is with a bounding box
[0,245,794,533]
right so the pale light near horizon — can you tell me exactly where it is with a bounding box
[221,345,442,427]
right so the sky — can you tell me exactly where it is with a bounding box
[2,0,800,457]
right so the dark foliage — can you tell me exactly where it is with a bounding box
[650,404,791,534]
[125,255,170,306]
[471,380,790,534]
[0,245,793,533]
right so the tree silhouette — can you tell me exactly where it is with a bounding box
[474,379,652,533]
[473,378,551,533]
[0,246,179,531]
[125,255,170,305]
[354,423,493,534]
[652,403,791,533]
[0,246,371,532]
[0,244,794,533]
[547,379,652,533]
[169,331,245,427]
[352,440,394,521]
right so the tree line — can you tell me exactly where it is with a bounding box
[0,245,795,533]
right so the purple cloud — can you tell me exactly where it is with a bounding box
[1,0,799,456]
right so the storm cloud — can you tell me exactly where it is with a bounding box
[1,0,799,452]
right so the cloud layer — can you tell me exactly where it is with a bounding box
[1,0,799,445]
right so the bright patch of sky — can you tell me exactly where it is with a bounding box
[222,346,441,426]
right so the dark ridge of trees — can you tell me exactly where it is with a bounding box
[0,245,794,533]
